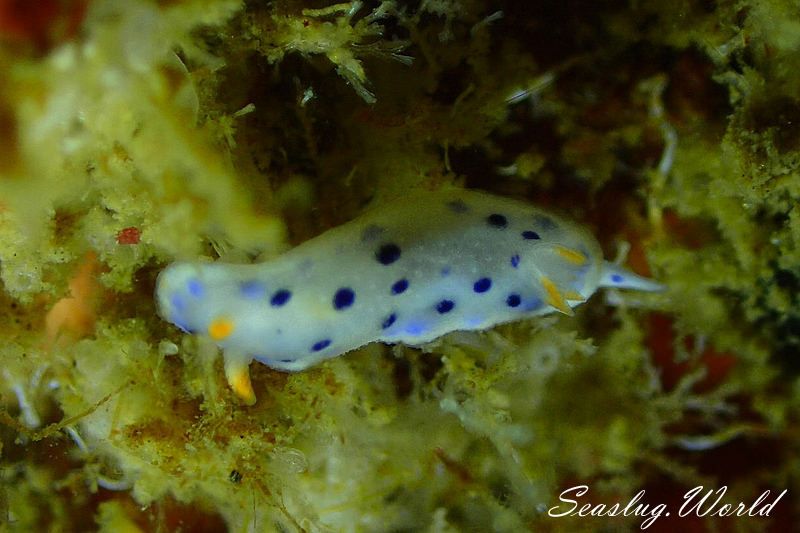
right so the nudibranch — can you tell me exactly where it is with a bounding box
[156,189,662,404]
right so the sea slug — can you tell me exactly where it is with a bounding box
[156,189,662,403]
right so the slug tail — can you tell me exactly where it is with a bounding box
[599,261,665,292]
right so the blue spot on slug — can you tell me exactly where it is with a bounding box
[170,293,186,313]
[473,277,492,293]
[510,254,520,268]
[465,316,484,327]
[487,213,507,228]
[436,299,455,314]
[523,297,543,311]
[333,288,355,310]
[522,230,540,240]
[311,339,331,352]
[240,280,266,299]
[506,294,521,308]
[611,274,624,283]
[271,289,292,307]
[391,279,409,295]
[405,321,428,335]
[376,243,402,265]
[187,279,203,297]
[382,313,397,329]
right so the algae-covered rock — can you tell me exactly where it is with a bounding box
[1,0,798,531]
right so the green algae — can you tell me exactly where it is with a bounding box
[1,0,799,531]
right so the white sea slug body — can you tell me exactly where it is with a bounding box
[156,189,662,403]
